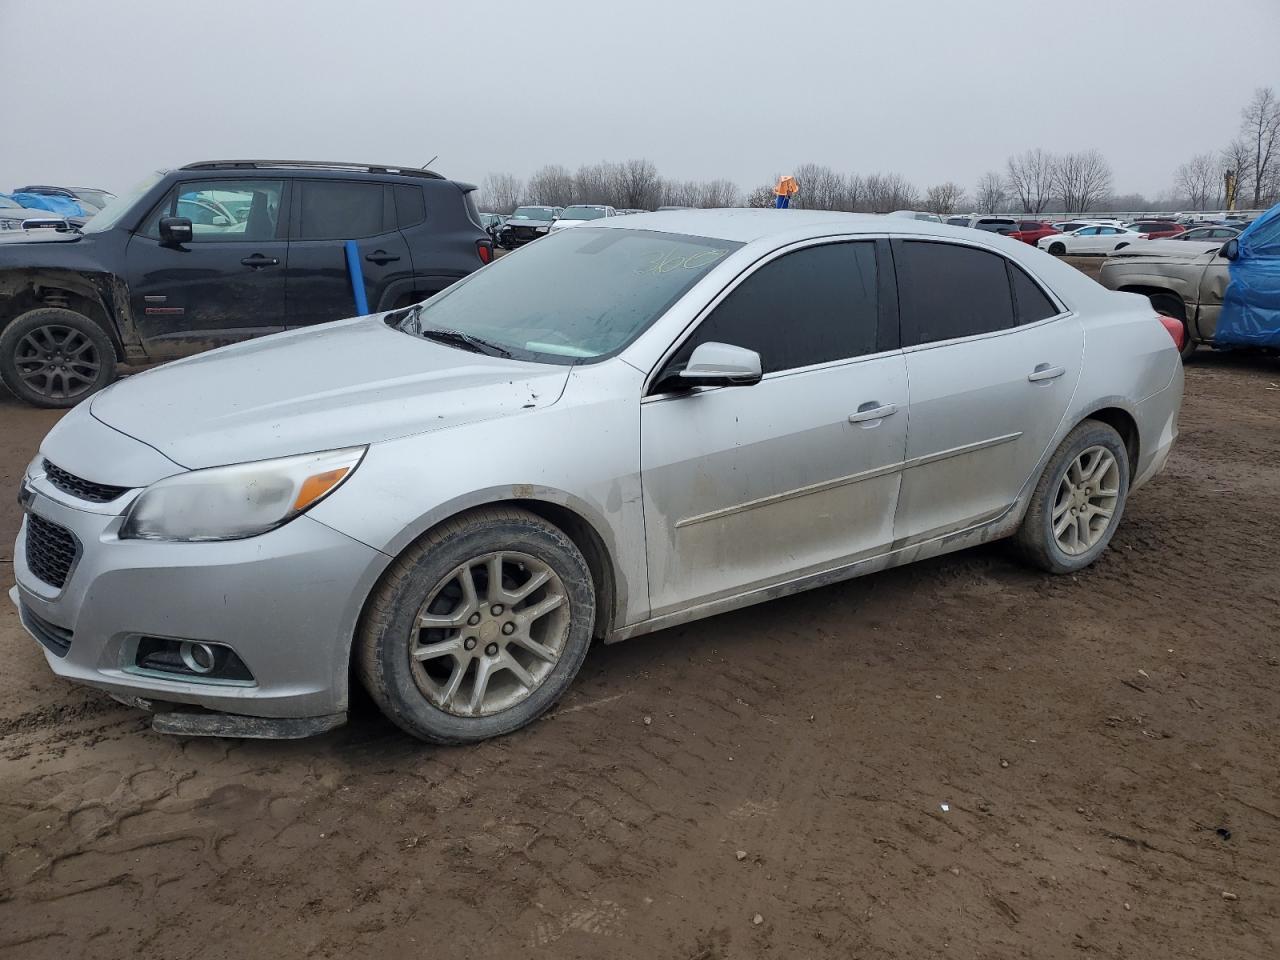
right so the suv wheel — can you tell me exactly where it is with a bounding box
[358,506,596,744]
[0,307,116,408]
[1014,420,1130,574]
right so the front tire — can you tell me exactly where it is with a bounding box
[0,307,116,408]
[1048,241,1066,256]
[1014,420,1130,574]
[357,506,596,744]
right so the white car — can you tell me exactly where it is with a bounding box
[1039,225,1143,256]
[549,204,616,232]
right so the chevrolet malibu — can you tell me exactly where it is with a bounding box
[12,211,1184,744]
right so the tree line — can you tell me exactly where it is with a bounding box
[479,87,1280,216]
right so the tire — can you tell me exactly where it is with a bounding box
[1048,242,1066,256]
[0,307,116,408]
[1148,293,1196,361]
[357,506,596,744]
[1013,419,1130,575]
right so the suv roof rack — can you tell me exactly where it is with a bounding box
[180,160,445,180]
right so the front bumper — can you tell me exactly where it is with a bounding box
[12,483,387,721]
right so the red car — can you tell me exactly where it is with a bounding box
[1127,220,1185,239]
[1009,219,1059,245]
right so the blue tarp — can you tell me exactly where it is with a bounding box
[7,192,85,218]
[1217,201,1280,348]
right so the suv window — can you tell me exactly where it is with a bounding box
[143,178,284,242]
[394,184,426,229]
[671,242,879,375]
[895,240,1014,346]
[1008,263,1059,324]
[1019,221,1042,231]
[296,180,384,240]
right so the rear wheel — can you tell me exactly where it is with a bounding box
[1048,241,1066,256]
[0,307,116,408]
[1149,293,1196,360]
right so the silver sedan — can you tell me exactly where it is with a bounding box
[11,211,1184,743]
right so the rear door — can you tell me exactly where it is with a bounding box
[285,178,413,326]
[890,239,1083,544]
[123,177,289,358]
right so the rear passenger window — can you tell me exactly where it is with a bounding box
[1008,263,1059,324]
[296,180,384,240]
[673,242,879,375]
[394,184,426,229]
[895,240,1014,346]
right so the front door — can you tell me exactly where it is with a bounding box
[124,177,289,358]
[641,240,907,617]
[889,239,1084,545]
[285,179,413,325]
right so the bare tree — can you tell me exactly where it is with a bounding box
[745,184,776,208]
[974,171,1007,212]
[863,172,919,212]
[1174,153,1219,211]
[1220,137,1254,210]
[479,172,523,213]
[526,164,574,207]
[1052,150,1113,213]
[573,162,613,205]
[924,182,965,215]
[1240,86,1280,208]
[611,158,662,210]
[694,178,741,208]
[1005,148,1055,214]
[791,163,849,210]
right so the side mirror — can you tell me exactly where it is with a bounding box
[677,342,763,388]
[159,216,193,245]
[1221,238,1239,260]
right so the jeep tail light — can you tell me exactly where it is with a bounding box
[476,240,494,264]
[1157,314,1185,351]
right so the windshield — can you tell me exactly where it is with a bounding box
[511,206,556,220]
[82,171,165,234]
[400,227,741,364]
[0,196,19,210]
[560,206,606,221]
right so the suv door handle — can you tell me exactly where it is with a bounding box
[365,250,400,265]
[1027,364,1066,383]
[848,402,898,423]
[240,254,279,268]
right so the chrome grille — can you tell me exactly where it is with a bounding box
[43,459,129,503]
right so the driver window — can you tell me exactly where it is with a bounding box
[143,179,284,242]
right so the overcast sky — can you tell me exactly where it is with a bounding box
[3,0,1277,199]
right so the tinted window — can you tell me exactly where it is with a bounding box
[672,242,879,375]
[394,184,426,229]
[1019,221,1042,231]
[1008,263,1059,324]
[1077,227,1099,235]
[896,241,1014,346]
[297,180,384,240]
[142,178,284,242]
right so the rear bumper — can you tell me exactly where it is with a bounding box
[1131,369,1183,492]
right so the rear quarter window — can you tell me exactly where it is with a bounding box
[895,240,1015,346]
[394,184,426,229]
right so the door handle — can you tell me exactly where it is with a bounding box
[365,250,400,265]
[1027,364,1066,383]
[848,402,898,423]
[240,254,279,268]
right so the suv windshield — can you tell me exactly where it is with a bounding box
[511,206,556,219]
[400,227,741,364]
[560,207,606,220]
[82,171,166,234]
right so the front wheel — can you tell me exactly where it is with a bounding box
[357,506,596,744]
[0,307,116,408]
[1048,241,1066,256]
[1014,420,1130,574]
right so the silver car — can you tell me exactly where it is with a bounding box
[11,211,1184,743]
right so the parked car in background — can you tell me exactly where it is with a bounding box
[887,210,943,223]
[14,185,117,213]
[0,195,74,232]
[0,159,492,407]
[1040,225,1143,255]
[479,212,508,244]
[656,205,690,211]
[1051,220,1121,234]
[1124,220,1185,240]
[550,204,616,232]
[1009,220,1059,245]
[10,210,1183,743]
[496,206,561,248]
[952,215,1020,235]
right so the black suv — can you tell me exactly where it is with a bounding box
[0,160,493,407]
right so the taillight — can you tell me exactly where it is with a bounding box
[476,240,494,264]
[1157,314,1185,351]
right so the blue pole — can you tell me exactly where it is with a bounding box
[344,240,369,315]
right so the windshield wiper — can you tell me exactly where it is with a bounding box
[420,327,511,358]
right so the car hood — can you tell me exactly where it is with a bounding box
[0,226,82,244]
[503,218,553,229]
[89,314,572,469]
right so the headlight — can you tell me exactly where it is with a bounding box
[0,219,22,231]
[120,446,366,542]
[536,225,549,233]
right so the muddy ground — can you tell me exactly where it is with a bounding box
[1,299,1278,958]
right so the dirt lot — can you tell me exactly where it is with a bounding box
[2,339,1279,958]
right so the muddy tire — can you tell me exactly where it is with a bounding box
[1014,420,1131,575]
[357,506,596,744]
[0,307,116,408]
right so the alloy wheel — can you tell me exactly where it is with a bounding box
[14,324,102,401]
[1052,445,1121,556]
[409,551,570,717]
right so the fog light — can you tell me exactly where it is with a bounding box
[180,641,217,674]
[133,636,254,683]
